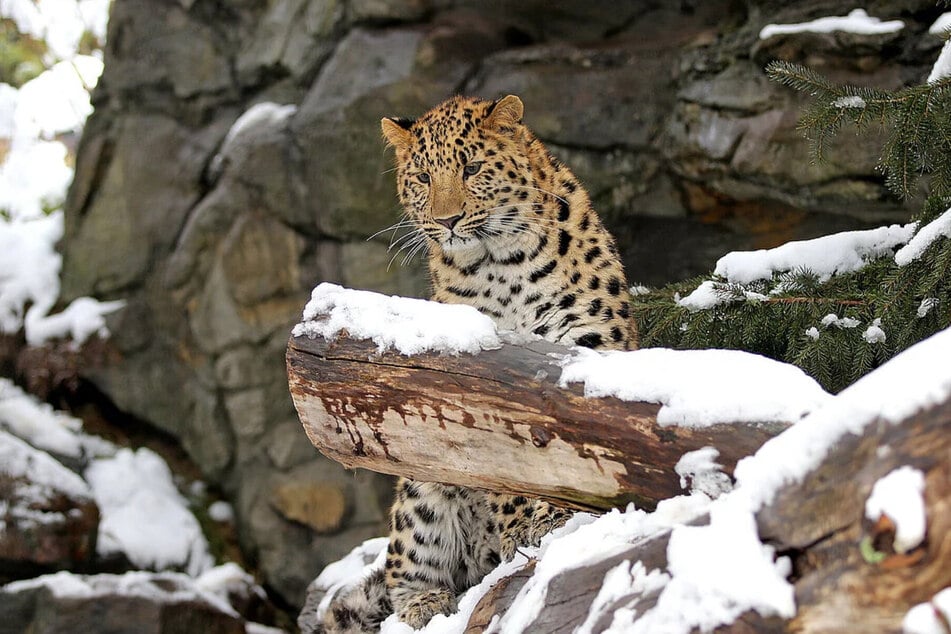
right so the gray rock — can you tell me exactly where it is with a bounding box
[0,571,246,634]
[0,432,99,578]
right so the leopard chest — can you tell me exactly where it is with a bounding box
[432,251,581,338]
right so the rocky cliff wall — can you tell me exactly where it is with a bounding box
[58,0,945,606]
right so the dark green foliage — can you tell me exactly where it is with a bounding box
[767,60,951,204]
[632,232,950,393]
[633,56,951,393]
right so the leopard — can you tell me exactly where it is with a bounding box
[314,94,637,633]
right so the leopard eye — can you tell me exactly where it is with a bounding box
[418,172,431,184]
[463,162,483,178]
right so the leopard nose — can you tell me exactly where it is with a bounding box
[434,214,463,230]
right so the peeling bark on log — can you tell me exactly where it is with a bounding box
[287,332,788,510]
[463,395,951,633]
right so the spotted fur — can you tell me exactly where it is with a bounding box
[317,95,637,632]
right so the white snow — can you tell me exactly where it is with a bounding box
[638,500,794,632]
[862,318,886,344]
[833,95,866,109]
[865,466,927,554]
[759,9,904,40]
[917,297,938,318]
[293,283,502,356]
[675,447,733,499]
[494,499,710,634]
[0,142,74,219]
[85,448,214,576]
[195,562,267,606]
[0,377,85,457]
[805,326,820,340]
[903,588,951,634]
[314,537,389,621]
[820,313,860,329]
[733,326,951,513]
[715,223,916,285]
[895,207,951,266]
[930,12,951,34]
[2,569,239,617]
[210,102,297,173]
[558,347,831,427]
[12,56,103,138]
[208,500,235,523]
[1,0,110,61]
[0,211,125,343]
[579,560,670,634]
[676,280,720,311]
[0,428,92,500]
[927,39,951,83]
[0,2,123,346]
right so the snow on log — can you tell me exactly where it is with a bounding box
[286,284,828,510]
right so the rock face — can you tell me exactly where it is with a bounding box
[58,0,945,607]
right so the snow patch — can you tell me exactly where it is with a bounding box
[733,326,951,513]
[927,39,951,83]
[677,280,721,312]
[917,297,938,318]
[675,447,733,499]
[929,12,951,35]
[895,207,951,266]
[865,466,927,553]
[805,327,820,340]
[208,500,235,523]
[313,537,389,622]
[85,448,214,576]
[903,588,951,634]
[862,318,886,344]
[637,500,794,632]
[759,9,904,39]
[820,313,860,329]
[211,102,297,173]
[558,347,831,427]
[0,429,91,500]
[579,561,670,634]
[2,569,239,617]
[715,223,916,285]
[293,283,502,356]
[1,0,110,61]
[833,95,866,109]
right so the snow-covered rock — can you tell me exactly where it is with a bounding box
[0,430,99,573]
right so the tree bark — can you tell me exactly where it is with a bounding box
[287,332,788,510]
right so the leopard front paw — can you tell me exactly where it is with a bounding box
[395,588,457,628]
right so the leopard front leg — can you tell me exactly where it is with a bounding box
[385,479,500,628]
[489,494,572,561]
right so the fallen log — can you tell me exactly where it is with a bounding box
[287,331,789,510]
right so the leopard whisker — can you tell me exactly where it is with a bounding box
[387,233,429,270]
[386,229,425,252]
[368,219,418,242]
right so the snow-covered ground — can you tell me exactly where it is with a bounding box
[0,378,213,574]
[0,0,123,345]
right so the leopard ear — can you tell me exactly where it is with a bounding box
[484,95,524,133]
[381,117,414,149]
